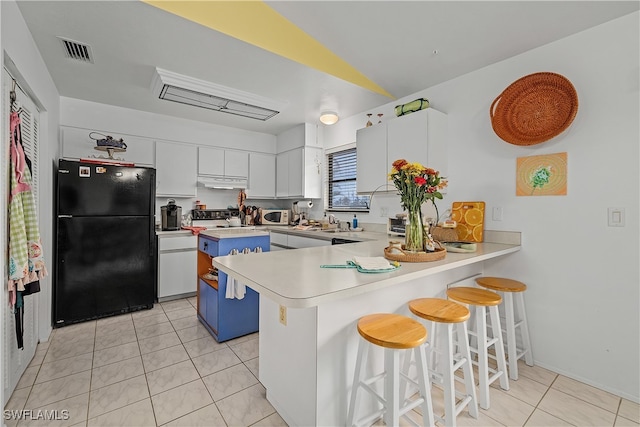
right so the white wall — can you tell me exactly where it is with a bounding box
[1,0,60,344]
[324,12,639,401]
[60,97,277,153]
[59,97,286,215]
[1,0,60,406]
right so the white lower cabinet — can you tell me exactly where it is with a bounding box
[269,232,331,249]
[158,235,197,301]
[288,235,331,249]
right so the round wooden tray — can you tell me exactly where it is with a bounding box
[384,245,446,262]
[490,72,578,146]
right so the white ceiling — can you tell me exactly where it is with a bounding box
[16,1,639,136]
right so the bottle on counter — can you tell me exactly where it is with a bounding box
[352,214,358,229]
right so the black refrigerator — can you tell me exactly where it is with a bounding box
[54,159,156,327]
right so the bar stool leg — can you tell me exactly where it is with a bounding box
[475,305,490,409]
[429,320,439,377]
[414,345,435,426]
[442,323,456,426]
[489,306,509,391]
[384,348,400,426]
[504,292,519,380]
[347,340,367,426]
[516,293,534,366]
[456,321,478,419]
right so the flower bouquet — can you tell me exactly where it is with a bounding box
[388,159,447,252]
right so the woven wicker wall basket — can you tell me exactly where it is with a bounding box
[490,72,578,146]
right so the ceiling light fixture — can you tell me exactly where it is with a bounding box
[151,68,287,121]
[319,111,339,125]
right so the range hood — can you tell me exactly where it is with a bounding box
[197,175,247,190]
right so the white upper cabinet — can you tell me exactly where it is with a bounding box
[356,123,389,193]
[60,126,155,166]
[276,147,322,199]
[387,108,448,178]
[275,123,322,199]
[276,123,319,152]
[247,152,276,198]
[356,108,448,193]
[225,150,249,177]
[156,141,197,197]
[198,147,248,178]
[198,147,225,176]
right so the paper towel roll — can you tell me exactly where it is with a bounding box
[295,200,313,209]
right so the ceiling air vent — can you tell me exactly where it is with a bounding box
[151,68,286,121]
[58,37,94,63]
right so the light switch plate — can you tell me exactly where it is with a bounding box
[492,207,503,221]
[608,207,625,227]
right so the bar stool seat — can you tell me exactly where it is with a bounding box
[347,313,435,427]
[408,298,478,427]
[475,277,533,380]
[446,287,509,410]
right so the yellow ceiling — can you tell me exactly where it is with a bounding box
[142,0,394,98]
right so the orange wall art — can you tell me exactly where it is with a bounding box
[516,152,567,196]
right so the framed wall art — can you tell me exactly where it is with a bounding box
[516,152,567,196]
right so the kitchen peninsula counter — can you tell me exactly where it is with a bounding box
[212,232,520,427]
[213,237,519,308]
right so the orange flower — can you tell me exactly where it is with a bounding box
[392,159,408,169]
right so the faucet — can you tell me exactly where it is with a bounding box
[328,214,337,224]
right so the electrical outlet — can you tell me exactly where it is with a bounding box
[380,207,389,217]
[279,305,287,325]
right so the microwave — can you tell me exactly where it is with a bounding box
[261,209,290,225]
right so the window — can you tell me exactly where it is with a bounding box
[326,146,369,211]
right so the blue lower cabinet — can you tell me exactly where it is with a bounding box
[198,280,208,315]
[197,234,269,342]
[216,272,260,342]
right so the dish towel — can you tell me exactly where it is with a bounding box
[352,256,394,271]
[225,274,246,300]
[181,226,207,235]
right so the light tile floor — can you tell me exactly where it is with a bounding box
[4,296,639,427]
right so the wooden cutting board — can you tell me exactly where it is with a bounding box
[451,201,485,242]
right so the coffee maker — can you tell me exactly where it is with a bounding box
[161,199,182,231]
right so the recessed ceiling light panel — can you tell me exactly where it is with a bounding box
[151,68,286,121]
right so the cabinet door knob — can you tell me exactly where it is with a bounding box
[203,241,208,251]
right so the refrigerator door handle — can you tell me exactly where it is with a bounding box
[59,215,73,218]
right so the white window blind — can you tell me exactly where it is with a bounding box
[18,104,39,202]
[326,147,369,211]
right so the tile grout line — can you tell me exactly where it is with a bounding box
[135,308,160,427]
[85,320,97,426]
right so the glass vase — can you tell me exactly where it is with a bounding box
[405,208,424,252]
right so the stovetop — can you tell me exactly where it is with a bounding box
[191,208,240,220]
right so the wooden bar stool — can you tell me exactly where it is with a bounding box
[446,287,509,410]
[408,298,478,427]
[347,313,435,427]
[475,277,533,380]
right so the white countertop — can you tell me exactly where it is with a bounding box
[213,233,520,308]
[156,226,266,237]
[268,226,379,242]
[200,228,269,239]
